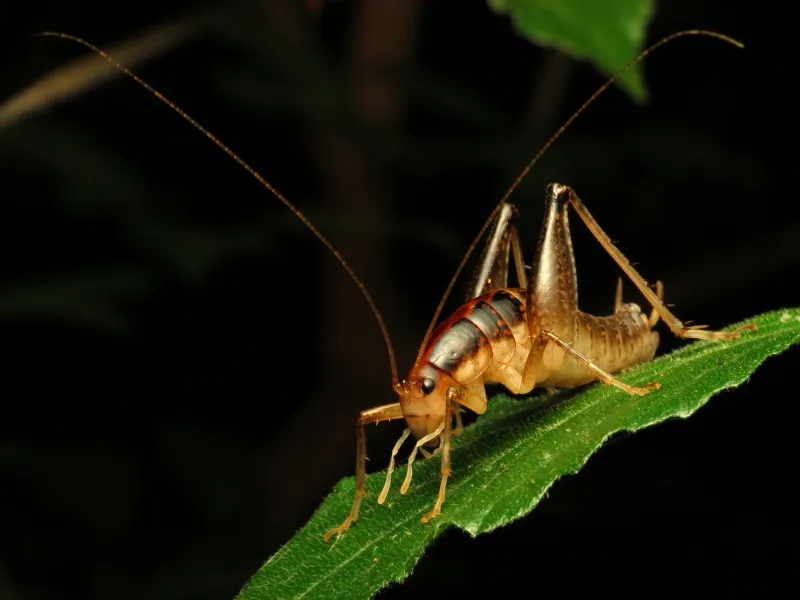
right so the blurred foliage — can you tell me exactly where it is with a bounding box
[0,1,661,332]
[0,269,153,332]
[0,18,201,129]
[0,1,760,337]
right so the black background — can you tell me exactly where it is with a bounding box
[0,1,797,598]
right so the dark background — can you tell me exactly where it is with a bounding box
[0,1,797,598]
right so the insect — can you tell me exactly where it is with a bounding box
[41,29,756,543]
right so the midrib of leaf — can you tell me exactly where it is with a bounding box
[240,309,800,600]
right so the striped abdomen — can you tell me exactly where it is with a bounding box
[419,289,658,393]
[540,306,659,388]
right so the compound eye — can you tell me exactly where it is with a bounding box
[420,377,436,396]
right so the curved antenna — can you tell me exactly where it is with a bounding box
[38,32,400,384]
[413,29,743,368]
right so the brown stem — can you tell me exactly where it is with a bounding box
[250,0,421,533]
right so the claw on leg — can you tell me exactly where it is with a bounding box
[679,322,757,341]
[421,398,454,525]
[323,403,404,542]
[421,470,448,524]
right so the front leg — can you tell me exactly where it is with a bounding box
[421,394,454,524]
[323,402,404,542]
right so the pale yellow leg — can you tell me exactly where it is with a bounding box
[323,403,404,542]
[568,188,757,342]
[452,405,464,437]
[421,397,454,524]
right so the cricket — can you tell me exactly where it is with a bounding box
[39,28,757,543]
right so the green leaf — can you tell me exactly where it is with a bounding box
[239,309,800,599]
[487,0,655,102]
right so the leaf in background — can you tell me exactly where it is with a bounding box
[0,121,151,214]
[136,223,269,283]
[487,0,655,102]
[0,270,154,333]
[0,17,203,131]
[238,309,800,599]
[0,122,276,286]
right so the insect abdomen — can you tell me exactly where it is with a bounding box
[424,289,659,392]
[540,307,659,388]
[578,308,658,370]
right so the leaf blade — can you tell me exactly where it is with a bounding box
[487,0,656,102]
[239,309,800,599]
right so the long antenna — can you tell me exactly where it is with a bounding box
[38,32,400,384]
[413,29,743,368]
